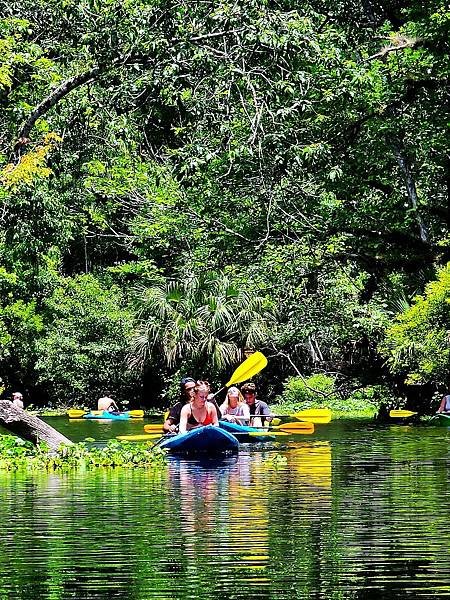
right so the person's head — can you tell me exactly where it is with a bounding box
[180,377,196,401]
[226,386,241,409]
[241,382,256,405]
[12,392,23,402]
[193,381,210,406]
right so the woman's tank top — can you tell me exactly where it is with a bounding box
[187,404,214,426]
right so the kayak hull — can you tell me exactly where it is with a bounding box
[159,425,239,455]
[84,411,131,421]
[219,420,275,442]
[434,414,450,426]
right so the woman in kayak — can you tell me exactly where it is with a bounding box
[178,381,219,433]
[219,387,250,425]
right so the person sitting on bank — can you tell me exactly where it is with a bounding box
[437,392,450,413]
[241,382,272,428]
[178,381,219,434]
[97,393,119,413]
[11,391,24,409]
[163,377,196,433]
[219,386,250,425]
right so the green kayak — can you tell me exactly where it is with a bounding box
[434,414,450,426]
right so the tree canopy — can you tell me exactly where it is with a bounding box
[0,0,449,408]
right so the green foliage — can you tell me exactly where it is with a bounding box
[276,373,337,408]
[35,274,135,403]
[131,270,275,372]
[0,1,448,407]
[381,263,450,385]
[0,435,166,471]
[274,376,384,415]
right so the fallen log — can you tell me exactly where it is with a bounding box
[0,400,73,450]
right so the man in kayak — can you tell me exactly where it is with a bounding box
[241,382,272,427]
[98,393,120,413]
[163,377,197,433]
[437,393,450,413]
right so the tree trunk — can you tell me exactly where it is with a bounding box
[394,138,428,243]
[0,401,73,450]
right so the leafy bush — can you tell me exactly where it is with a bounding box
[380,263,450,386]
[273,375,383,416]
[0,435,166,471]
[275,373,337,410]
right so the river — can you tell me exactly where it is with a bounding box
[0,417,449,599]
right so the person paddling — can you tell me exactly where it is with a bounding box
[437,392,450,414]
[98,393,120,413]
[178,381,219,433]
[219,386,250,425]
[163,377,196,433]
[241,382,272,428]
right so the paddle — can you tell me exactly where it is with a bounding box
[144,424,164,433]
[242,421,315,434]
[389,409,418,418]
[212,351,268,398]
[117,433,162,441]
[271,409,331,424]
[68,409,144,418]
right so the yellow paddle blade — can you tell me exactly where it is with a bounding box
[67,409,85,418]
[144,424,164,433]
[128,410,144,418]
[389,409,417,418]
[277,421,315,434]
[116,434,161,441]
[292,408,331,423]
[225,351,268,387]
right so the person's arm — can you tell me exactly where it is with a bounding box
[208,402,219,426]
[438,396,448,413]
[163,403,182,432]
[163,417,176,433]
[236,404,250,424]
[178,405,189,434]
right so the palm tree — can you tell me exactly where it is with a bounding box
[129,271,274,372]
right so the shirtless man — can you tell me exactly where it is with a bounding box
[97,393,119,413]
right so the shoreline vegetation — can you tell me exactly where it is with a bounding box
[0,435,166,472]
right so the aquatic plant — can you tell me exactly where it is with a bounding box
[0,435,166,471]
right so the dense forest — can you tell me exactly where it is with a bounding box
[0,0,448,411]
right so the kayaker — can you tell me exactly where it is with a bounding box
[11,391,24,409]
[437,393,450,413]
[163,377,196,433]
[178,381,219,433]
[97,393,120,413]
[219,386,250,425]
[241,382,272,427]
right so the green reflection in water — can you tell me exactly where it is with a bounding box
[0,421,449,599]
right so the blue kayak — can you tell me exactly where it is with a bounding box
[84,411,132,421]
[219,420,275,442]
[159,425,239,455]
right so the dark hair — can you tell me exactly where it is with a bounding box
[180,377,196,388]
[241,382,256,393]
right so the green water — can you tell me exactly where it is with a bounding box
[0,418,449,599]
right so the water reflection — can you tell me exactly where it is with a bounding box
[0,423,449,599]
